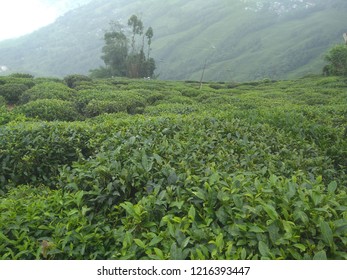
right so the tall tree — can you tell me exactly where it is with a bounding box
[101,30,128,76]
[145,27,154,60]
[128,15,144,53]
[323,45,347,76]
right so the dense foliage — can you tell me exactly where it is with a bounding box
[0,74,346,260]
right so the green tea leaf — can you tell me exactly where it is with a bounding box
[148,236,163,247]
[282,220,295,235]
[120,202,136,217]
[154,248,164,259]
[319,220,334,247]
[241,248,247,259]
[134,239,146,249]
[153,153,163,165]
[141,153,153,172]
[293,243,306,252]
[192,189,206,201]
[286,182,296,199]
[232,195,243,208]
[311,191,322,206]
[267,222,280,243]
[216,206,228,224]
[195,248,206,260]
[215,233,224,249]
[170,243,185,260]
[181,237,190,249]
[188,205,196,220]
[258,241,270,258]
[262,204,279,220]
[327,181,337,194]
[293,210,309,224]
[170,201,184,210]
[75,190,84,208]
[288,248,301,259]
[209,172,219,185]
[313,250,327,260]
[167,171,178,185]
[335,220,347,235]
[249,225,265,233]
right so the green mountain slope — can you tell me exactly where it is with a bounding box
[0,0,346,81]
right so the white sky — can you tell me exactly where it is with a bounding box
[0,0,59,41]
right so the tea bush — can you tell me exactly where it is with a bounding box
[145,92,165,105]
[74,82,115,93]
[0,121,95,188]
[75,90,146,117]
[64,74,92,89]
[20,82,77,104]
[0,75,35,86]
[84,100,128,117]
[9,73,35,79]
[0,106,27,126]
[144,103,200,115]
[155,94,196,105]
[0,106,12,125]
[34,77,68,84]
[0,185,118,259]
[0,96,5,106]
[0,83,29,104]
[18,99,81,121]
[180,87,203,98]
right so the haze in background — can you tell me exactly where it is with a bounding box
[0,0,92,41]
[0,0,345,80]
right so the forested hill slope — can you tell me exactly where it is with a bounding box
[0,0,346,81]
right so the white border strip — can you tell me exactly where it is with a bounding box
[0,260,345,280]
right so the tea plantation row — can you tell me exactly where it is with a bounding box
[0,74,346,259]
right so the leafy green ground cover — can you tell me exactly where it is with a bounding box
[0,74,346,259]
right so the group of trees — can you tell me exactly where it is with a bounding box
[90,15,156,79]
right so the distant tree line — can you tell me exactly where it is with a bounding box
[90,15,156,79]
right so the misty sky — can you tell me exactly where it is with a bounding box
[0,0,59,41]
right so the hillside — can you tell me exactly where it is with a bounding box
[0,0,346,81]
[0,74,346,259]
